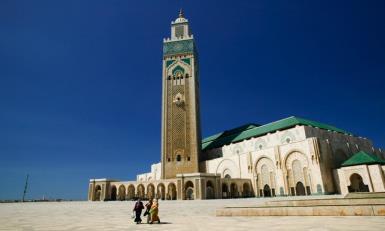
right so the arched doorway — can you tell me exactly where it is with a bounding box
[157,183,166,200]
[147,184,155,200]
[167,183,177,200]
[94,185,101,201]
[242,183,251,197]
[348,173,369,192]
[222,183,229,199]
[284,152,311,196]
[295,182,306,196]
[137,184,145,199]
[230,183,238,198]
[127,185,135,200]
[110,185,117,201]
[263,184,271,197]
[185,181,194,200]
[256,158,277,198]
[206,181,215,199]
[118,185,126,201]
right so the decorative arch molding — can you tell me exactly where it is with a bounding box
[223,168,233,178]
[254,155,275,174]
[283,150,309,171]
[215,158,240,178]
[167,59,191,76]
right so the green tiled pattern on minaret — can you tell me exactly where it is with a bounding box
[181,58,190,65]
[166,60,175,67]
[163,39,194,56]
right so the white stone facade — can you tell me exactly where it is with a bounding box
[135,124,385,198]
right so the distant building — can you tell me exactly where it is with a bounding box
[88,11,385,201]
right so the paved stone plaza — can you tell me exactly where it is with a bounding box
[1,197,385,231]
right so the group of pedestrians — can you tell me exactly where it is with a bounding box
[132,198,160,224]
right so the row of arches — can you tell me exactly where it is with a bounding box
[221,182,252,199]
[183,180,252,200]
[94,172,370,201]
[95,183,178,201]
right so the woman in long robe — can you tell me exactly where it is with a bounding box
[144,198,153,223]
[133,199,144,224]
[149,199,160,224]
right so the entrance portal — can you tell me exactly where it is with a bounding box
[263,184,271,197]
[94,185,101,201]
[185,181,194,200]
[110,186,117,201]
[167,183,177,200]
[348,173,369,192]
[222,183,229,199]
[295,182,306,196]
[206,181,215,199]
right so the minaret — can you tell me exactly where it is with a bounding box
[161,10,202,179]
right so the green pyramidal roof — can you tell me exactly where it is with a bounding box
[341,151,385,167]
[201,116,352,151]
[202,123,259,144]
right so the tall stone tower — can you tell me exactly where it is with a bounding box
[161,10,202,179]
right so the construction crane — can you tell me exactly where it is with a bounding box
[22,174,29,202]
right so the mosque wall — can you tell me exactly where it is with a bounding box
[202,126,326,196]
[201,125,384,196]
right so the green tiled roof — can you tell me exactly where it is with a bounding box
[201,116,352,151]
[341,151,385,167]
[202,124,259,144]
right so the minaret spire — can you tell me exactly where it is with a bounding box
[179,8,184,18]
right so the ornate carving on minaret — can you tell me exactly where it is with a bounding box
[161,11,202,179]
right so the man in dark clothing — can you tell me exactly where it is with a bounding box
[133,199,144,224]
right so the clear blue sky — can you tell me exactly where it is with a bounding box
[0,0,384,200]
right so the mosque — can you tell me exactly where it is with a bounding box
[88,11,385,201]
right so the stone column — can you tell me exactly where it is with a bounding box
[177,179,183,200]
[195,178,201,199]
[101,184,105,201]
[201,178,206,199]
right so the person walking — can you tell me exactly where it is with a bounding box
[149,199,160,224]
[144,198,153,224]
[133,198,144,224]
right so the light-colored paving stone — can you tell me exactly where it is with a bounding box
[1,197,385,231]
